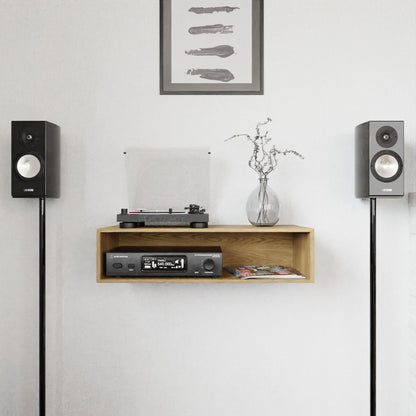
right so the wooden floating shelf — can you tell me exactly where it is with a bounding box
[96,225,314,283]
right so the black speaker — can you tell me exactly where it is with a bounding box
[355,120,404,198]
[11,121,60,198]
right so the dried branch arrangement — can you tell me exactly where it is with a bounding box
[226,118,304,178]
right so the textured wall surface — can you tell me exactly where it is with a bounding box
[0,1,415,415]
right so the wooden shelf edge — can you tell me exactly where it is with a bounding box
[97,224,314,233]
[97,269,312,283]
[97,277,313,283]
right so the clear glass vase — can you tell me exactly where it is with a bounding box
[246,177,280,226]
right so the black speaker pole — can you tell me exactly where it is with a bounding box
[39,197,46,416]
[370,197,376,416]
[12,121,60,416]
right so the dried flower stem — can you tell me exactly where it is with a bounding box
[225,118,304,178]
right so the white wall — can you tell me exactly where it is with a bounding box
[0,1,415,415]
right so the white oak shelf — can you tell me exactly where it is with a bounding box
[96,225,314,283]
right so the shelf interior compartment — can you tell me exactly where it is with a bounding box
[97,226,314,283]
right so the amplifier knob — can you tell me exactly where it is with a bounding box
[112,263,123,269]
[202,258,215,271]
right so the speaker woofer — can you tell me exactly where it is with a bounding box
[16,154,42,179]
[371,150,402,182]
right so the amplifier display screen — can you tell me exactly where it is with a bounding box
[141,256,187,271]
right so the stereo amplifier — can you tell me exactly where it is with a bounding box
[106,246,222,277]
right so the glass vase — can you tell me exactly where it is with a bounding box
[246,177,280,226]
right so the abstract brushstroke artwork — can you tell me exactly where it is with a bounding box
[188,23,234,35]
[188,6,240,14]
[187,68,235,82]
[185,45,235,58]
[160,0,263,94]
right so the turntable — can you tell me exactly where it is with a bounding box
[117,204,209,228]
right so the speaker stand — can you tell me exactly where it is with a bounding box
[39,197,46,416]
[370,197,376,416]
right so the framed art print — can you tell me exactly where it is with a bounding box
[160,0,264,94]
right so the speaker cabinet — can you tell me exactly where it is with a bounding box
[11,121,60,198]
[355,121,404,198]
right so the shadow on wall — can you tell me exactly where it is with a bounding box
[47,130,87,415]
[408,192,416,415]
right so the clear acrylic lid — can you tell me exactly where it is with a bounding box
[124,147,210,212]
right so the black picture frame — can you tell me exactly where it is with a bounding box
[160,0,264,95]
